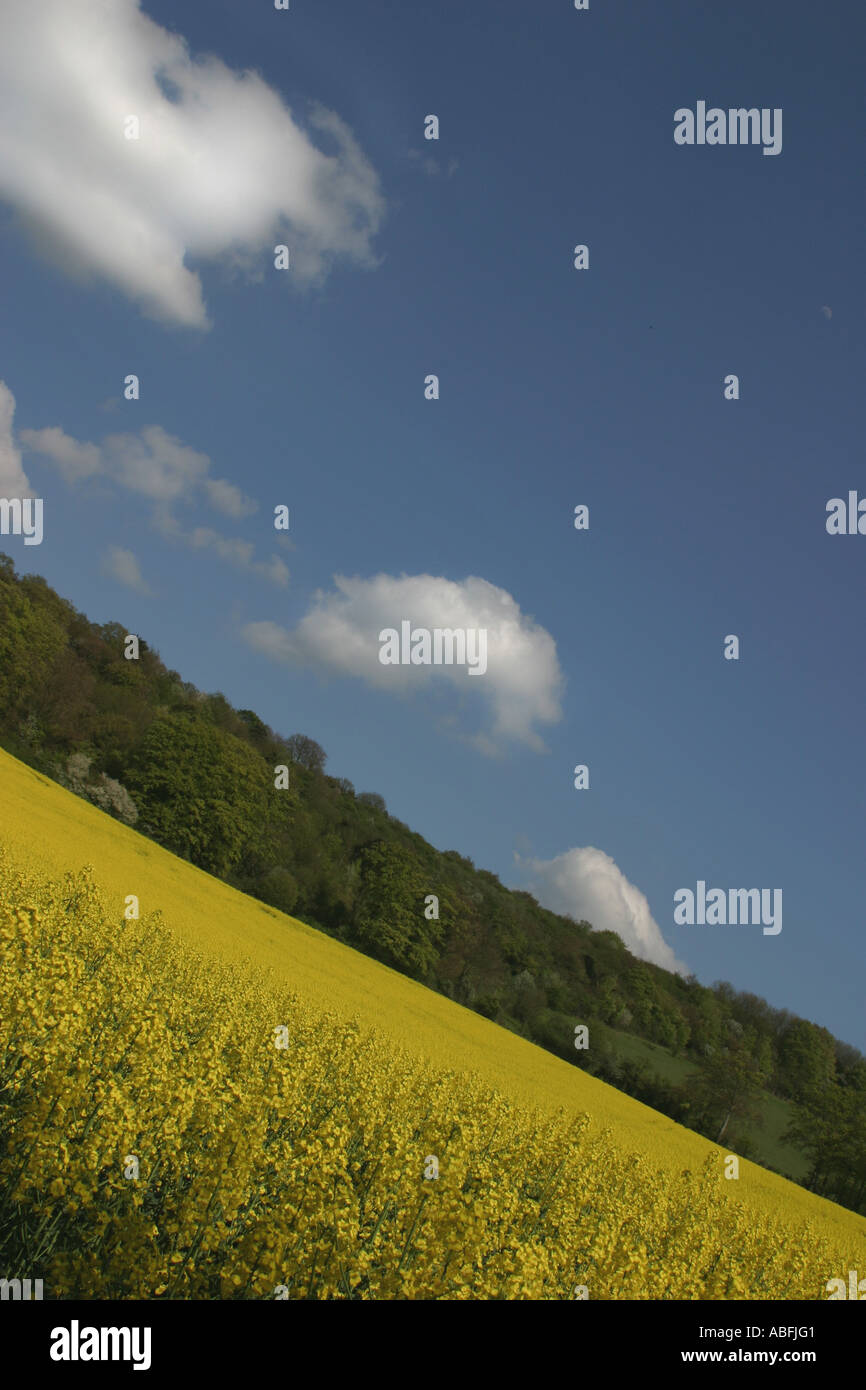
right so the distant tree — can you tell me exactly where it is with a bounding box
[63,751,94,795]
[237,708,271,742]
[686,1029,770,1143]
[257,867,299,916]
[357,791,386,813]
[34,650,98,745]
[0,556,69,724]
[596,976,625,1026]
[286,733,327,773]
[683,986,725,1056]
[777,1019,836,1100]
[594,929,627,953]
[57,752,138,825]
[835,1041,866,1093]
[473,994,500,1021]
[202,692,245,735]
[599,1058,691,1125]
[352,840,442,978]
[785,1083,866,1212]
[88,773,139,826]
[126,718,271,876]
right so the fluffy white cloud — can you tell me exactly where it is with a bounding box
[103,545,151,595]
[0,381,32,495]
[242,572,563,751]
[524,846,688,974]
[0,0,384,327]
[102,427,211,502]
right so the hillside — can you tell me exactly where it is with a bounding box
[0,746,754,1143]
[600,1027,808,1181]
[1,746,864,1299]
[1,552,865,1216]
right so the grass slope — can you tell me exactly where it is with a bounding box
[602,1027,808,1181]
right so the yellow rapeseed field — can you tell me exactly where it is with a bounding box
[1,748,863,1298]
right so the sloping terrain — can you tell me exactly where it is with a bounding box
[1,747,863,1297]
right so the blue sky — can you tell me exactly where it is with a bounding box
[1,0,863,1049]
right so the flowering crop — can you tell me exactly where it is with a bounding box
[0,749,863,1298]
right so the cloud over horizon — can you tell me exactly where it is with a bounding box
[242,572,564,752]
[0,0,385,327]
[524,845,689,974]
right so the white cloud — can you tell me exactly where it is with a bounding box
[204,477,258,519]
[821,305,833,320]
[21,415,284,585]
[103,545,151,594]
[190,526,287,584]
[0,381,32,496]
[0,0,385,327]
[242,572,563,751]
[155,514,288,587]
[17,425,101,484]
[20,421,256,515]
[189,526,254,565]
[524,846,689,974]
[103,427,211,501]
[256,553,291,588]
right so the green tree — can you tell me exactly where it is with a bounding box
[257,867,299,916]
[0,555,69,725]
[126,717,271,877]
[687,1029,770,1143]
[785,1084,866,1212]
[777,1019,836,1100]
[352,840,444,978]
[286,733,327,773]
